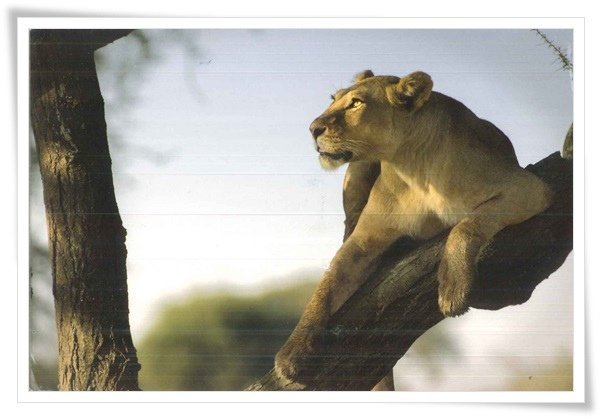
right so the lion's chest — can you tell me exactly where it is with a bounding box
[390,167,468,228]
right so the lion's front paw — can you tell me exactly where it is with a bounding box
[437,255,473,317]
[274,350,304,387]
[274,326,323,386]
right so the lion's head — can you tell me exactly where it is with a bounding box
[309,70,433,170]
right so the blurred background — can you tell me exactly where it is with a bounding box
[29,28,573,391]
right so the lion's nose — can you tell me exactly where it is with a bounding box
[310,121,326,140]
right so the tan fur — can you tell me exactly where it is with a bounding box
[275,70,554,386]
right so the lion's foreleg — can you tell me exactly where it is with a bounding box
[274,217,401,384]
[343,161,381,241]
[438,175,553,317]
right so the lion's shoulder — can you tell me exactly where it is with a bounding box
[422,92,518,163]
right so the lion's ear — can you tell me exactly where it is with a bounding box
[391,71,433,112]
[354,70,374,82]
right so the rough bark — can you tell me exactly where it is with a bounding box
[30,29,140,390]
[247,152,572,391]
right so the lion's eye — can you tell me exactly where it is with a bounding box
[348,98,364,109]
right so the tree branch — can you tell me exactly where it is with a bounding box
[247,152,572,391]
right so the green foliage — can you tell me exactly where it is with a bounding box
[137,278,317,390]
[532,29,573,72]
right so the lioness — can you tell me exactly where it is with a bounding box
[275,70,553,388]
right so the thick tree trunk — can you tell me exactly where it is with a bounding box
[30,30,140,390]
[248,152,572,391]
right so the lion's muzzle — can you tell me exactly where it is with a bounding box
[310,121,326,141]
[319,150,353,161]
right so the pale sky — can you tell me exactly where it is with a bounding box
[30,28,574,390]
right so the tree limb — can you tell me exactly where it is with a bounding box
[247,152,572,391]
